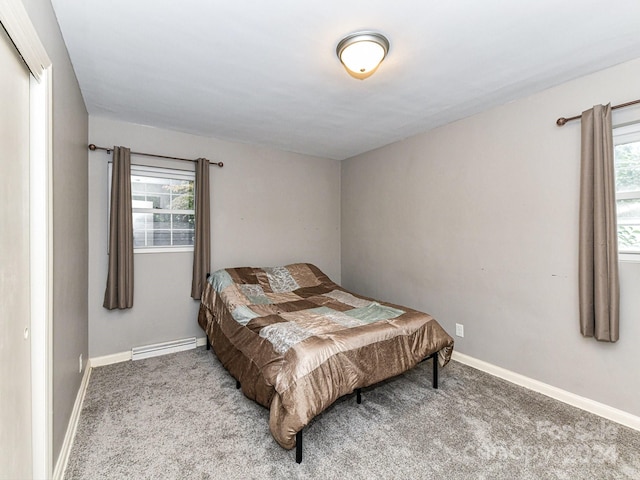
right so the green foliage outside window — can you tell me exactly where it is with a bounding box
[614,141,640,253]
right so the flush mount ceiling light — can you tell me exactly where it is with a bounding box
[336,31,389,80]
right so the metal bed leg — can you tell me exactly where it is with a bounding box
[420,352,440,389]
[356,388,362,404]
[236,380,241,389]
[432,352,438,389]
[296,430,303,464]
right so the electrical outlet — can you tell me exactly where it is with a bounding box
[455,323,464,337]
[79,354,83,373]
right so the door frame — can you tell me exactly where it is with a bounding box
[0,1,53,478]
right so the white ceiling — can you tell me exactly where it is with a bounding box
[51,0,640,160]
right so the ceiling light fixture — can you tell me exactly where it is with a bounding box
[336,31,389,80]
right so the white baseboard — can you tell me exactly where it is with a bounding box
[52,363,92,480]
[451,351,640,432]
[89,350,131,368]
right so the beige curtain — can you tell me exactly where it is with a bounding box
[578,104,619,342]
[103,146,134,309]
[191,158,211,299]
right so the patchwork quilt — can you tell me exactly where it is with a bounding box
[198,263,454,450]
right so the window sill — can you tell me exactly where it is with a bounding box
[619,253,640,263]
[134,247,194,254]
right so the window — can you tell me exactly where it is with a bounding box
[128,165,195,251]
[614,122,640,255]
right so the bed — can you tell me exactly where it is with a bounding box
[197,263,454,462]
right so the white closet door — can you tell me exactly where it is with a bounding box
[0,22,33,480]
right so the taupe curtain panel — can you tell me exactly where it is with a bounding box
[103,146,134,310]
[191,158,211,299]
[578,104,619,342]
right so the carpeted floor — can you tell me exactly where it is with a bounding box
[64,347,640,479]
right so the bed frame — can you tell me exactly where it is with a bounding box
[206,336,439,464]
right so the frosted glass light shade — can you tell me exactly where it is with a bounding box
[337,32,389,80]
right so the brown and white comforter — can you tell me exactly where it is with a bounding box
[197,263,454,449]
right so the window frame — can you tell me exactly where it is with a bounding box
[108,163,196,254]
[613,121,640,261]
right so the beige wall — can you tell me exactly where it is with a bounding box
[342,58,640,417]
[21,0,89,466]
[88,117,341,357]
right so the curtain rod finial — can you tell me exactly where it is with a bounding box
[88,143,97,150]
[556,117,567,126]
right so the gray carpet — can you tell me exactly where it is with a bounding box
[64,347,640,479]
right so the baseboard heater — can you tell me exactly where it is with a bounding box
[131,337,197,361]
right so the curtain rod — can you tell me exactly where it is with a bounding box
[88,144,223,167]
[556,98,640,126]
